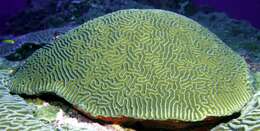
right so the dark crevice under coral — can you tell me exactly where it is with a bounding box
[17,93,241,131]
[5,44,43,61]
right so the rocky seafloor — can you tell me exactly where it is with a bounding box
[0,0,260,130]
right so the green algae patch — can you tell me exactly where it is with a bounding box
[35,105,60,123]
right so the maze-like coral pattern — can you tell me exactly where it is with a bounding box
[10,9,253,121]
[0,74,53,130]
[212,91,260,131]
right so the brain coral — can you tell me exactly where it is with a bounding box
[0,74,53,130]
[9,9,253,122]
[212,91,260,130]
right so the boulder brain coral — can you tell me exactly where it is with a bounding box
[9,9,253,122]
[0,74,53,130]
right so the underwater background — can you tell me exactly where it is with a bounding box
[0,0,260,131]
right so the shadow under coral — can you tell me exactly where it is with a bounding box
[16,93,240,131]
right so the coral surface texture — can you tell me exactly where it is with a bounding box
[10,9,253,122]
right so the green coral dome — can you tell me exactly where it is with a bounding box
[9,9,253,122]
